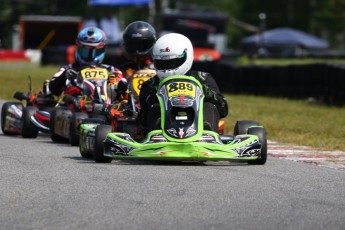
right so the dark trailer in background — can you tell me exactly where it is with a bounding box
[19,15,82,65]
[160,7,228,62]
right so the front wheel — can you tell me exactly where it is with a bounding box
[79,118,105,158]
[94,124,113,163]
[21,106,39,138]
[247,127,267,165]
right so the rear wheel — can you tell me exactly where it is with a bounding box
[21,106,39,138]
[247,127,267,165]
[94,124,113,163]
[1,101,23,135]
[69,112,88,146]
[50,107,68,143]
[233,120,259,135]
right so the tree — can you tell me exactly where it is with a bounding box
[313,0,345,47]
[177,0,345,48]
[1,0,344,49]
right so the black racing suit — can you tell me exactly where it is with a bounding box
[139,70,229,133]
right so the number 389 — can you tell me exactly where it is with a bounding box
[168,82,194,92]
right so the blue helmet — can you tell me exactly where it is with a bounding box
[75,27,107,66]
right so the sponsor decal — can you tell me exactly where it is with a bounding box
[186,127,196,137]
[160,47,170,53]
[131,33,143,38]
[179,128,184,138]
[167,128,178,137]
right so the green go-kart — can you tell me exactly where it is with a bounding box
[87,75,267,164]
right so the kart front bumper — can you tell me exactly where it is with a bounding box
[103,131,262,162]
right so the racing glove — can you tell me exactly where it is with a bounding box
[65,69,78,87]
[203,84,218,102]
[66,69,78,81]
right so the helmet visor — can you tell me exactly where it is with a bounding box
[77,46,105,60]
[125,38,155,55]
[154,51,187,70]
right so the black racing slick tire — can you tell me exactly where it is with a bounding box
[79,118,105,158]
[21,106,39,138]
[69,112,88,146]
[94,124,113,163]
[233,120,260,135]
[1,101,23,135]
[50,107,68,143]
[247,126,267,165]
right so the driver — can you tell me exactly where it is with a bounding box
[31,27,125,133]
[139,33,228,133]
[49,27,124,99]
[117,21,157,102]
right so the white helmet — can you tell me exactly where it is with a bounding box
[152,33,194,79]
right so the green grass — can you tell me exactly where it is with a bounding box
[236,56,345,66]
[0,63,58,99]
[224,94,345,151]
[1,62,345,152]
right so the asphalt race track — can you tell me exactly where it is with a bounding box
[1,100,345,230]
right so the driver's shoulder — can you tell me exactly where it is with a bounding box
[145,75,160,88]
[187,70,211,83]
